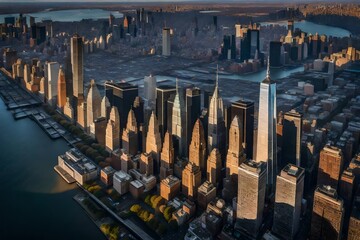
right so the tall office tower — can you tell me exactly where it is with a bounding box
[105,81,138,134]
[146,111,162,174]
[140,152,153,176]
[255,63,277,191]
[166,95,175,133]
[86,79,102,134]
[144,74,157,109]
[273,164,305,239]
[236,160,266,237]
[172,78,184,156]
[156,85,176,138]
[230,99,254,159]
[208,68,226,159]
[207,148,222,186]
[317,146,344,189]
[71,34,84,106]
[288,20,294,34]
[57,67,67,109]
[249,29,260,59]
[122,109,138,156]
[282,110,302,167]
[47,62,60,106]
[328,59,335,86]
[133,96,145,152]
[226,116,246,181]
[185,87,201,156]
[310,185,344,240]
[101,96,111,120]
[105,106,120,152]
[182,161,201,199]
[269,41,282,68]
[78,102,87,129]
[162,27,171,56]
[160,131,175,180]
[189,119,207,173]
[348,195,360,240]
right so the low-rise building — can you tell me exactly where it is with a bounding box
[160,175,180,201]
[113,170,132,195]
[100,166,116,186]
[198,181,217,209]
[57,148,98,185]
[129,180,145,199]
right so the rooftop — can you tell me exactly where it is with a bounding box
[114,170,132,182]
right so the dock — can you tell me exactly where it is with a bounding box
[54,165,76,184]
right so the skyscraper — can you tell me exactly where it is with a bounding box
[273,164,305,239]
[105,81,138,134]
[236,159,266,237]
[348,195,360,240]
[71,34,84,107]
[86,79,102,134]
[122,109,138,156]
[105,106,120,152]
[310,185,344,240]
[230,99,254,159]
[162,27,171,56]
[182,161,201,199]
[207,148,222,186]
[317,145,344,189]
[133,96,145,152]
[47,62,60,106]
[255,62,277,191]
[57,67,66,109]
[156,85,176,138]
[226,115,246,181]
[144,74,157,109]
[189,119,207,173]
[208,67,226,159]
[269,41,282,68]
[160,131,175,180]
[140,152,154,176]
[172,78,184,156]
[282,110,303,167]
[146,111,162,174]
[101,96,111,120]
[185,87,201,156]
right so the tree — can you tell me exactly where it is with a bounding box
[159,205,166,214]
[144,195,152,205]
[100,223,111,235]
[164,206,175,221]
[109,226,119,240]
[130,204,142,214]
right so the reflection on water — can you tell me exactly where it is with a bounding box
[0,99,104,240]
[261,20,351,38]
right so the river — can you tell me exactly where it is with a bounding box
[0,99,105,240]
[0,9,123,23]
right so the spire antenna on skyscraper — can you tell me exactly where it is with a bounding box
[266,56,270,79]
[216,64,219,90]
[176,78,179,93]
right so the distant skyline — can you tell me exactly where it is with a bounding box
[1,0,356,3]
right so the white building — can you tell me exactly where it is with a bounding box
[172,78,184,156]
[47,62,60,106]
[113,170,132,195]
[162,28,171,56]
[57,148,98,185]
[255,63,277,190]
